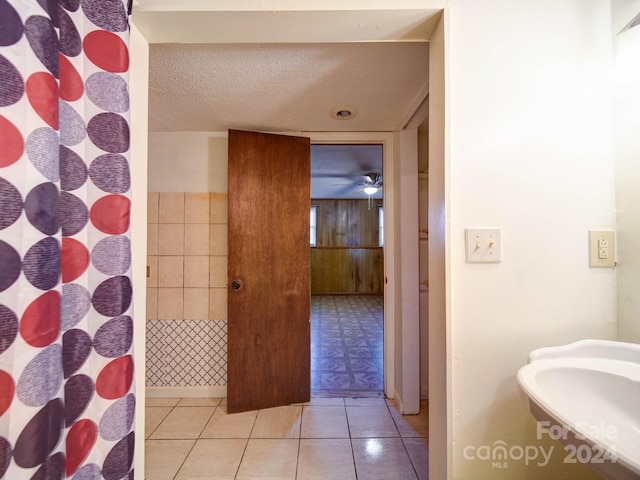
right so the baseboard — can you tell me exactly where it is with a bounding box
[394,388,423,414]
[146,386,227,398]
[394,388,404,413]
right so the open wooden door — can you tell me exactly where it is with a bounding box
[227,129,311,413]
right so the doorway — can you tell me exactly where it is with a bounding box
[310,144,384,397]
[132,7,445,475]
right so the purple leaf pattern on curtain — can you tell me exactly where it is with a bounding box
[0,1,135,478]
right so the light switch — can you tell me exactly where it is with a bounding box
[465,228,501,263]
[589,230,615,267]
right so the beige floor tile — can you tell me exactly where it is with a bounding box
[201,405,258,438]
[251,405,302,439]
[346,406,399,438]
[146,406,173,439]
[235,439,298,480]
[403,437,429,480]
[389,405,429,437]
[352,438,418,479]
[297,439,356,480]
[178,397,223,407]
[145,439,195,480]
[150,406,215,439]
[146,398,181,407]
[301,406,349,438]
[175,438,247,479]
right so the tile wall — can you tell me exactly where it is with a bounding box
[146,192,228,388]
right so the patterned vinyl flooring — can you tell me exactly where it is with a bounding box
[311,295,384,397]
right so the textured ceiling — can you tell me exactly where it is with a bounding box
[148,41,428,197]
[148,42,429,133]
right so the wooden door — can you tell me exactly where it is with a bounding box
[227,129,311,413]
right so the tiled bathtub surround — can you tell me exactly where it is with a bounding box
[147,192,228,321]
[146,192,229,391]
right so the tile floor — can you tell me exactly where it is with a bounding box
[311,295,384,396]
[145,397,428,479]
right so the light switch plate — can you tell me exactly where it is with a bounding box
[589,230,615,268]
[466,228,501,263]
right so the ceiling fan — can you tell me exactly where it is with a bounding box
[333,172,383,196]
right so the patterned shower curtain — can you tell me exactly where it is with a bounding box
[0,1,135,478]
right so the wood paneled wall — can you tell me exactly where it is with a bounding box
[311,199,383,294]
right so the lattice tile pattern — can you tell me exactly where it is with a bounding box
[146,319,227,387]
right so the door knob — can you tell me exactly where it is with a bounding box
[231,280,242,290]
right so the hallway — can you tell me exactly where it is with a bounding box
[311,295,384,396]
[145,396,428,479]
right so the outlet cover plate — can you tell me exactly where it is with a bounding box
[466,228,501,263]
[589,230,615,268]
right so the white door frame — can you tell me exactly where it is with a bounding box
[308,131,396,399]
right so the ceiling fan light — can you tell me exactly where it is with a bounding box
[364,186,378,195]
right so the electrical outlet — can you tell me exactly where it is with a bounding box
[589,231,615,267]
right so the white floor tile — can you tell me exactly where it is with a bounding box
[251,405,303,439]
[145,439,195,479]
[150,406,215,439]
[146,406,172,439]
[235,439,298,480]
[352,438,418,479]
[301,406,349,438]
[201,405,258,438]
[346,405,399,438]
[404,437,429,480]
[175,438,247,479]
[297,439,356,480]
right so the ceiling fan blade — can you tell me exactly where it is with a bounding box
[352,187,364,195]
[362,174,374,183]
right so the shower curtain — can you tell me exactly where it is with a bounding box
[0,1,135,478]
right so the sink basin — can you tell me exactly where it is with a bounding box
[517,339,640,480]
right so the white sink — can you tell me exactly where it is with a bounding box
[517,339,640,480]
